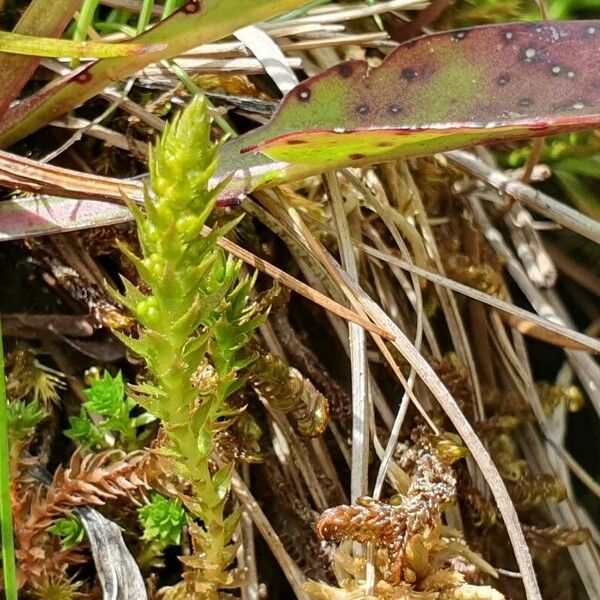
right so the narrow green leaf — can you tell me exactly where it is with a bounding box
[0,31,165,58]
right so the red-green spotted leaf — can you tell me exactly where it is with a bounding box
[2,21,600,244]
[236,21,600,168]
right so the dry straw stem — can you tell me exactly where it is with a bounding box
[505,330,600,599]
[468,197,600,420]
[357,243,600,354]
[447,150,600,245]
[230,470,309,600]
[326,172,370,504]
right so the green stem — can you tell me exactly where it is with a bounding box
[0,317,17,600]
[70,0,100,68]
[136,0,155,34]
[161,0,182,19]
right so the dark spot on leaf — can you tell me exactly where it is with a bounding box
[349,153,366,160]
[401,68,417,81]
[287,140,306,145]
[75,71,92,84]
[377,142,393,148]
[297,87,311,102]
[518,98,533,108]
[403,40,418,49]
[497,73,510,86]
[451,30,469,41]
[183,0,200,13]
[388,104,403,115]
[356,104,370,116]
[338,63,353,78]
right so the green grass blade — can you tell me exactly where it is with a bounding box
[70,0,100,67]
[0,31,166,58]
[0,316,17,600]
[0,0,81,114]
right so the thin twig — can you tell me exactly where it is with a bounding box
[231,471,309,600]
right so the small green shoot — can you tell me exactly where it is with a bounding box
[65,370,155,451]
[48,514,86,550]
[113,96,267,597]
[7,399,47,442]
[139,494,187,547]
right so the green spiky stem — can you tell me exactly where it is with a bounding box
[113,97,262,596]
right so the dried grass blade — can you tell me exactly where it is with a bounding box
[359,243,600,354]
[231,471,309,600]
[326,172,370,504]
[288,212,542,599]
[447,150,600,245]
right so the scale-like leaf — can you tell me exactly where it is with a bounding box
[230,21,600,172]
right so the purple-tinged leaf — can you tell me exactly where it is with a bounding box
[0,0,82,114]
[0,196,132,241]
[235,21,600,168]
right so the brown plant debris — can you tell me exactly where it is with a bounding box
[308,454,503,599]
[316,453,456,585]
[13,450,150,587]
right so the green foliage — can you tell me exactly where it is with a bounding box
[7,399,47,442]
[84,369,127,414]
[139,494,187,547]
[64,410,105,452]
[114,97,267,597]
[545,0,600,19]
[65,370,155,452]
[48,514,86,550]
[502,132,600,219]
